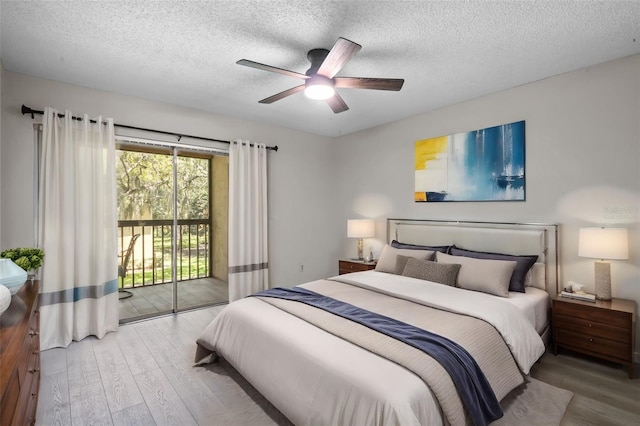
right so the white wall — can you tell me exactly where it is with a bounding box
[334,54,640,356]
[0,71,340,287]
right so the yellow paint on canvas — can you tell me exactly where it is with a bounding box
[415,136,447,170]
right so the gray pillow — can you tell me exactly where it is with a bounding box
[402,258,461,286]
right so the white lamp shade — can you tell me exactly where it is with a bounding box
[347,219,375,239]
[578,227,629,260]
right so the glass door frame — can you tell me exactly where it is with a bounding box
[115,136,226,323]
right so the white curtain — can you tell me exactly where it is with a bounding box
[228,140,269,301]
[38,108,119,350]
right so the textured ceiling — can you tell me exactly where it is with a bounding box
[1,1,639,137]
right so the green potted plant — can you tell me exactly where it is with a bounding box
[0,247,45,279]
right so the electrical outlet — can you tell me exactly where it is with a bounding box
[299,264,304,272]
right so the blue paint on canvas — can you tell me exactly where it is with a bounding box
[438,120,524,201]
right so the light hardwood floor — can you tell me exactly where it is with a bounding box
[37,306,640,425]
[37,306,290,426]
[530,351,640,425]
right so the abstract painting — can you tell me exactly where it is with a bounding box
[415,120,525,202]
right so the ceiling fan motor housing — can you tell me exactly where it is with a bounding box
[306,48,330,75]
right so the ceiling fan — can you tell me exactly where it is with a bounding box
[237,37,404,113]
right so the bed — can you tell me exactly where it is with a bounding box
[195,219,559,426]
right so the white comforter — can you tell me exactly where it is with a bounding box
[196,271,545,426]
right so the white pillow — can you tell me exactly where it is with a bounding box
[375,245,435,274]
[525,262,546,290]
[436,251,516,298]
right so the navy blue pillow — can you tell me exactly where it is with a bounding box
[448,246,538,293]
[391,240,449,253]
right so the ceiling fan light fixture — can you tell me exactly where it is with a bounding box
[304,76,335,100]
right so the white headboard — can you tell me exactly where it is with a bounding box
[387,219,560,297]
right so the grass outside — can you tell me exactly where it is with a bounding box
[119,228,209,289]
[120,259,209,288]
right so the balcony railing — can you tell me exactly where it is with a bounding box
[118,219,210,288]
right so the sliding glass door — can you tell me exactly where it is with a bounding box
[116,145,228,323]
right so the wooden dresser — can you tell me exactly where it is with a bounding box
[0,280,40,425]
[552,295,636,378]
[338,259,377,275]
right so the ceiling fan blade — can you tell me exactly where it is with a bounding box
[317,38,362,79]
[334,77,404,91]
[258,85,305,104]
[237,59,309,80]
[326,92,349,113]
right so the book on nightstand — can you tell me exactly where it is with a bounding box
[559,290,596,302]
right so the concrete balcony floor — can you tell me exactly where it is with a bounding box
[118,277,228,322]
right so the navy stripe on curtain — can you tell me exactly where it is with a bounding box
[39,279,118,306]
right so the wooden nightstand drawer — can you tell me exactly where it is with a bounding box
[554,301,630,328]
[339,260,376,275]
[554,314,629,344]
[555,328,630,361]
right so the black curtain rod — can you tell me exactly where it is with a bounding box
[21,104,278,152]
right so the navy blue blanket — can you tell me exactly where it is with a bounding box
[251,286,502,426]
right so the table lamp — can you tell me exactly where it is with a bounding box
[578,227,628,300]
[347,219,375,260]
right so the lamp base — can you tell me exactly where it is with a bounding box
[356,238,364,260]
[594,261,612,300]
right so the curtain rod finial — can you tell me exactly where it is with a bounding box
[21,104,35,119]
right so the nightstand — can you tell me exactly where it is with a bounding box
[338,259,376,275]
[552,295,636,378]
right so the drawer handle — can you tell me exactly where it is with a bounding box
[589,338,593,342]
[29,330,39,336]
[29,368,40,374]
[588,323,592,328]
